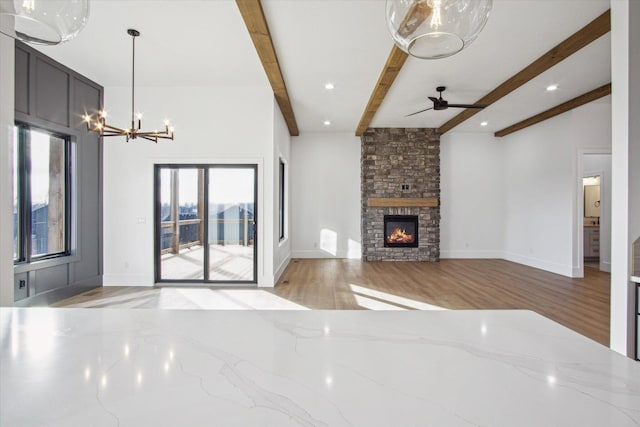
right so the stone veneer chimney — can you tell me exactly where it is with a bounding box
[361,128,440,261]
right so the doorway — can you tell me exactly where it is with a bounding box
[154,164,257,284]
[581,154,611,273]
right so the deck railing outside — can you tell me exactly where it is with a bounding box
[161,218,255,255]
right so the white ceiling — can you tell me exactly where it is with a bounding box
[33,0,612,136]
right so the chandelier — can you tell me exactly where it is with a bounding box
[385,0,493,59]
[83,29,174,143]
[0,0,89,45]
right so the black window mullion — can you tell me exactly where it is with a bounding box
[252,164,258,283]
[203,168,209,282]
[21,126,33,262]
[154,165,161,283]
[64,137,72,256]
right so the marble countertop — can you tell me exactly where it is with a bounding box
[1,308,639,426]
[631,275,640,283]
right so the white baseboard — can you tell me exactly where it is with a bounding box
[572,266,582,278]
[600,261,611,273]
[440,250,504,259]
[257,277,274,287]
[291,250,361,259]
[503,252,573,277]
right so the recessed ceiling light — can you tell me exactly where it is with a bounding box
[480,121,488,126]
[546,84,558,92]
[323,120,331,126]
[324,82,335,90]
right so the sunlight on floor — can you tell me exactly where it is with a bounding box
[349,284,447,311]
[160,288,309,310]
[160,245,254,281]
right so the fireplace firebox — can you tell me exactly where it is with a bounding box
[384,215,418,248]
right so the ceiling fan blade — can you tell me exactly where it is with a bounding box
[428,96,440,104]
[406,107,434,117]
[447,103,487,109]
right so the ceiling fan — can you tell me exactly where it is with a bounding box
[407,86,487,116]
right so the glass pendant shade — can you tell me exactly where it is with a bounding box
[386,0,492,59]
[0,0,89,45]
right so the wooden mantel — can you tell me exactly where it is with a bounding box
[368,198,438,207]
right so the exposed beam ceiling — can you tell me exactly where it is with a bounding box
[31,2,612,135]
[494,83,611,138]
[437,9,610,135]
[236,0,299,136]
[355,46,408,136]
[355,3,434,136]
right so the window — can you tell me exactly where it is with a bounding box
[13,124,71,262]
[279,158,286,241]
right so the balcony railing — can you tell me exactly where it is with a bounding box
[161,218,254,255]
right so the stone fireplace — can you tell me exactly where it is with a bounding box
[361,128,440,261]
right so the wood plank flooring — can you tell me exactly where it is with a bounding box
[53,259,611,346]
[275,259,610,345]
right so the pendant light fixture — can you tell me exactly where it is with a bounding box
[83,29,174,143]
[0,0,89,45]
[385,0,493,59]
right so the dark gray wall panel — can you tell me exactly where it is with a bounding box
[73,78,102,282]
[73,77,100,130]
[14,47,29,114]
[14,42,103,305]
[34,264,68,294]
[35,58,69,127]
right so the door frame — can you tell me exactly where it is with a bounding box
[153,163,258,285]
[575,149,611,278]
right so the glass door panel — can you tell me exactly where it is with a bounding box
[158,167,205,280]
[208,167,256,282]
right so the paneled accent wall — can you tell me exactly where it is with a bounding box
[13,42,103,304]
[361,128,440,261]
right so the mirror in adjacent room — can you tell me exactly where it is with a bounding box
[583,176,601,219]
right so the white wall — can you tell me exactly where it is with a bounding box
[272,99,291,283]
[440,132,505,258]
[501,114,576,276]
[0,34,15,305]
[610,0,639,357]
[291,132,361,258]
[102,85,279,286]
[583,154,612,272]
[497,102,611,277]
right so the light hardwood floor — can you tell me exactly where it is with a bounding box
[53,259,611,346]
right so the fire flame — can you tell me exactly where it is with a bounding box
[387,227,414,244]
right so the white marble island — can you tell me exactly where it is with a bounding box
[1,308,639,426]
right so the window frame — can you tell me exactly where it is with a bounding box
[278,157,286,242]
[13,122,72,264]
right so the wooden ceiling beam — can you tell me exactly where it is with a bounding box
[356,3,431,136]
[356,46,408,136]
[236,0,299,136]
[437,9,611,135]
[494,83,611,138]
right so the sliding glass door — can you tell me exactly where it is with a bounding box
[208,168,256,281]
[155,165,257,284]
